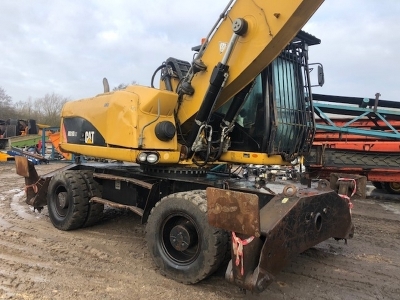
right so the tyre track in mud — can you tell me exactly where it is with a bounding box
[0,164,240,300]
[1,163,400,299]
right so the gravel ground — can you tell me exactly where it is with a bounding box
[0,162,399,299]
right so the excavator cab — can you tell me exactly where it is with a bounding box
[156,31,320,166]
[211,34,316,162]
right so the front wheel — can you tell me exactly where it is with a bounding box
[47,171,89,230]
[145,190,228,284]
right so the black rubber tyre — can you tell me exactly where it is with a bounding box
[372,181,383,190]
[47,171,89,231]
[383,182,400,195]
[80,170,104,227]
[145,190,229,284]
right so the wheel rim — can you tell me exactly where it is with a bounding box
[54,186,69,217]
[160,213,201,265]
[390,182,400,192]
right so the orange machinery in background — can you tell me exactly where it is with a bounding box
[305,93,400,194]
[48,132,73,160]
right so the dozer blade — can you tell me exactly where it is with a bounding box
[207,186,354,293]
[15,156,49,209]
[15,156,77,209]
[207,188,261,237]
[15,155,31,177]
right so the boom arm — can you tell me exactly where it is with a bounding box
[58,0,324,166]
[177,0,324,127]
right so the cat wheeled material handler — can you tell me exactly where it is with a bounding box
[16,0,353,293]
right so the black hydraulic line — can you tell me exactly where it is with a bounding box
[208,82,254,162]
[151,64,166,89]
[185,62,229,150]
[184,20,247,155]
[193,138,212,167]
[163,76,173,92]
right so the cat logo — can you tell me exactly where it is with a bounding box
[84,131,95,144]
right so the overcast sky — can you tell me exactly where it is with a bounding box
[1,0,399,103]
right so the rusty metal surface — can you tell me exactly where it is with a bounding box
[91,196,144,216]
[258,189,352,291]
[93,173,152,189]
[15,156,30,177]
[225,234,264,290]
[330,173,367,199]
[15,157,49,209]
[223,187,353,293]
[207,187,260,237]
[307,166,400,182]
[26,178,51,209]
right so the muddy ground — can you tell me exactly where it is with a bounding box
[0,162,399,300]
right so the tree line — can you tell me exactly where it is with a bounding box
[0,87,69,127]
[0,82,135,127]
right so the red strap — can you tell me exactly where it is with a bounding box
[24,179,41,194]
[337,178,356,211]
[232,232,254,276]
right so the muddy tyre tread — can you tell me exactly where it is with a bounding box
[79,170,104,227]
[145,190,229,284]
[47,170,89,231]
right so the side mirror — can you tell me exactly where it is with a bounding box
[309,63,325,87]
[317,65,324,87]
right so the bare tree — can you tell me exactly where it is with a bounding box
[1,89,69,127]
[14,97,39,120]
[0,87,16,120]
[34,93,69,126]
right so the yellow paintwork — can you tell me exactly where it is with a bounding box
[36,123,51,129]
[0,152,13,162]
[60,0,324,166]
[177,0,324,124]
[61,85,178,151]
[220,151,289,165]
[60,143,181,164]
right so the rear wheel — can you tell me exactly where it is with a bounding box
[47,171,89,230]
[145,190,229,284]
[383,182,400,195]
[80,170,104,227]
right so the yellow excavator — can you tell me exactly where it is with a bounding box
[16,0,354,293]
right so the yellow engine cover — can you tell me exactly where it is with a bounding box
[61,85,178,151]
